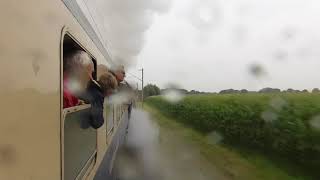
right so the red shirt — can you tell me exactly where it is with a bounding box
[63,75,79,108]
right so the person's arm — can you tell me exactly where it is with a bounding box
[77,100,86,106]
[89,102,104,129]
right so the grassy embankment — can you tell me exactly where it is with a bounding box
[145,93,320,180]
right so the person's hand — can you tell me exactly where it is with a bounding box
[78,100,86,105]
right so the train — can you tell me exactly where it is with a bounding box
[0,0,130,179]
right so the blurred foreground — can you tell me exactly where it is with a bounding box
[113,109,229,180]
[113,106,313,180]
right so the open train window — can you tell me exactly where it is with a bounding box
[62,34,98,109]
[61,33,97,180]
[63,34,97,81]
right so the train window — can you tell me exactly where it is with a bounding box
[117,105,121,125]
[114,106,117,124]
[63,105,97,180]
[118,105,122,124]
[61,33,98,179]
[63,34,97,109]
[106,103,114,140]
[63,34,97,80]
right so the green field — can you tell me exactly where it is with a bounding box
[145,93,320,179]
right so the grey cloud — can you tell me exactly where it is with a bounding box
[79,0,172,66]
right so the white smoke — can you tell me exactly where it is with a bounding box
[77,0,171,67]
[162,89,185,104]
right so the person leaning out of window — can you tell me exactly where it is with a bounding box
[84,72,118,129]
[63,50,94,108]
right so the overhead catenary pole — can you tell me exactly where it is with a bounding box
[141,68,144,104]
[136,82,139,101]
[128,69,144,105]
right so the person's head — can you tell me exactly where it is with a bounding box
[77,51,94,82]
[98,72,118,96]
[64,50,94,90]
[111,65,125,83]
[97,64,109,79]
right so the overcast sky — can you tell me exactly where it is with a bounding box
[81,0,320,92]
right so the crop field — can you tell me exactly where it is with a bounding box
[145,93,320,177]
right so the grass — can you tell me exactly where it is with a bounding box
[145,93,320,178]
[144,104,314,180]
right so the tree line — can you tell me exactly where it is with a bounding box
[142,84,320,99]
[219,87,320,94]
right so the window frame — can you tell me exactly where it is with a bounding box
[106,104,115,144]
[62,105,97,180]
[60,27,98,180]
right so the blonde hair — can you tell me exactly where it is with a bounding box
[97,64,109,79]
[98,72,118,94]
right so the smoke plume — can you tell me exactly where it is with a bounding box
[77,0,171,67]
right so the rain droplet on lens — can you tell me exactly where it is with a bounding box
[282,27,297,41]
[109,91,132,105]
[249,63,267,78]
[0,144,17,165]
[269,97,287,111]
[206,131,223,145]
[309,115,320,130]
[261,110,278,122]
[273,50,288,61]
[162,89,185,104]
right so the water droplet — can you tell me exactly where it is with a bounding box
[116,152,140,179]
[0,144,17,165]
[269,97,287,111]
[261,111,278,122]
[273,50,288,61]
[206,131,223,145]
[249,63,267,78]
[309,115,320,130]
[162,89,185,104]
[110,92,131,104]
[67,78,82,94]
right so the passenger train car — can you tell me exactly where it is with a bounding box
[0,0,130,179]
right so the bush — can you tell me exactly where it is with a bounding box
[145,93,320,176]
